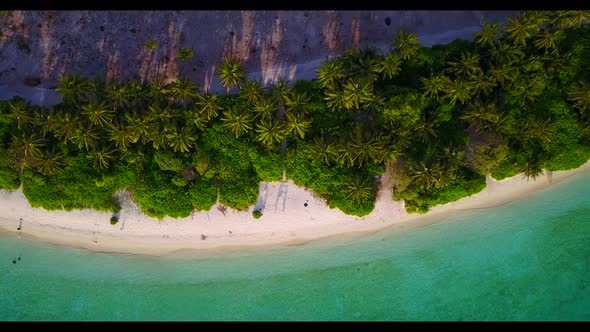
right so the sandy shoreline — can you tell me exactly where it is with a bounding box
[2,161,590,257]
[1,11,583,257]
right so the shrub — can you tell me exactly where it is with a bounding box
[171,175,188,187]
[178,48,195,61]
[131,165,194,219]
[154,151,184,172]
[143,38,158,50]
[21,156,123,211]
[252,210,262,219]
[188,176,217,211]
[469,143,510,175]
[0,149,20,190]
[396,169,486,214]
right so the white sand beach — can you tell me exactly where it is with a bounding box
[1,161,589,256]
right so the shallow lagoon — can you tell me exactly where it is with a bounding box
[1,171,589,321]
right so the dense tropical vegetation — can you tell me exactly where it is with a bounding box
[1,10,590,218]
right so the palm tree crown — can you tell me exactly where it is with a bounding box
[221,107,253,137]
[392,29,420,61]
[217,57,246,93]
[317,60,345,90]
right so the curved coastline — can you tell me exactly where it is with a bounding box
[1,14,588,257]
[1,161,589,257]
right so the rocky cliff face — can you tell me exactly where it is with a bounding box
[0,10,513,93]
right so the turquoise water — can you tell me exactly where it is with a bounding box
[1,172,590,321]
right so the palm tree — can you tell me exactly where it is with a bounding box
[443,79,474,105]
[344,176,373,203]
[446,52,482,79]
[87,145,117,169]
[475,21,501,48]
[340,48,379,82]
[523,116,555,147]
[124,113,152,144]
[323,88,347,111]
[394,127,413,153]
[10,133,44,171]
[420,74,451,99]
[167,127,196,153]
[392,29,420,61]
[255,118,287,148]
[565,10,590,29]
[342,79,374,110]
[170,77,198,107]
[185,109,210,131]
[317,60,345,90]
[285,112,311,139]
[503,15,535,47]
[252,96,276,120]
[269,78,291,109]
[146,123,172,151]
[469,72,496,96]
[53,113,81,143]
[284,90,311,113]
[509,71,547,106]
[492,112,517,138]
[521,158,543,181]
[240,80,263,105]
[146,104,174,124]
[311,135,337,165]
[490,42,524,66]
[8,97,33,129]
[410,161,442,190]
[89,77,107,102]
[335,142,357,168]
[106,81,129,110]
[147,78,171,106]
[217,57,246,93]
[488,64,517,87]
[414,117,438,145]
[107,123,134,150]
[81,102,115,128]
[55,74,90,105]
[126,81,149,109]
[373,52,402,80]
[548,11,570,30]
[438,146,467,172]
[533,29,563,53]
[522,11,550,33]
[196,94,222,120]
[543,49,576,79]
[567,81,590,114]
[367,136,388,164]
[460,100,501,133]
[35,148,65,176]
[75,125,100,151]
[349,130,387,166]
[221,107,253,137]
[33,108,57,137]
